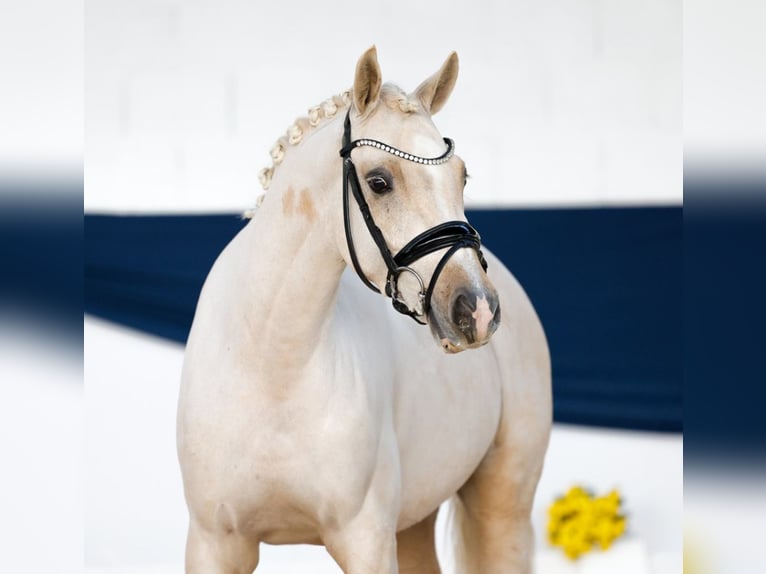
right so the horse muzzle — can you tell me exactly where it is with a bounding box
[431,286,501,353]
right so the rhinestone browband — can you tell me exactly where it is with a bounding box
[348,137,455,166]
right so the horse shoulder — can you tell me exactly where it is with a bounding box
[477,247,552,496]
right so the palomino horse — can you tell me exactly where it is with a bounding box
[177,47,551,573]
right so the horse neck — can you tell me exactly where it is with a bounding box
[234,119,346,377]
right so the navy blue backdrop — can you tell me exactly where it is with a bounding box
[84,207,681,432]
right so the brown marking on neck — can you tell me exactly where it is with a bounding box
[297,188,316,223]
[282,186,295,216]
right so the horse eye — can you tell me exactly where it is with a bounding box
[367,176,391,194]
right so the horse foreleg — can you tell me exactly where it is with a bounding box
[323,433,401,574]
[185,517,260,574]
[396,509,440,574]
[452,444,543,574]
[324,514,398,574]
[452,370,551,572]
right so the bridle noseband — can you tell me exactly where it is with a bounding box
[339,110,488,324]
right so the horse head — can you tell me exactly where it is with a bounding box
[338,47,500,353]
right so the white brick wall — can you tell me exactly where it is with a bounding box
[0,0,83,171]
[85,0,681,212]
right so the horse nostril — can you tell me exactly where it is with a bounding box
[451,293,476,341]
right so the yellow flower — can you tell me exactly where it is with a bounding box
[546,485,627,560]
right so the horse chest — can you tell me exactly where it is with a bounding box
[391,345,503,527]
[238,332,501,535]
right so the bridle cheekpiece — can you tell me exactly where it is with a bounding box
[339,110,488,325]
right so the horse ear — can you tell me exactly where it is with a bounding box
[353,46,382,116]
[414,52,459,115]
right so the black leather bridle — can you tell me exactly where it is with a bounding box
[339,110,488,324]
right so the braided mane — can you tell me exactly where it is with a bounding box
[244,85,420,219]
